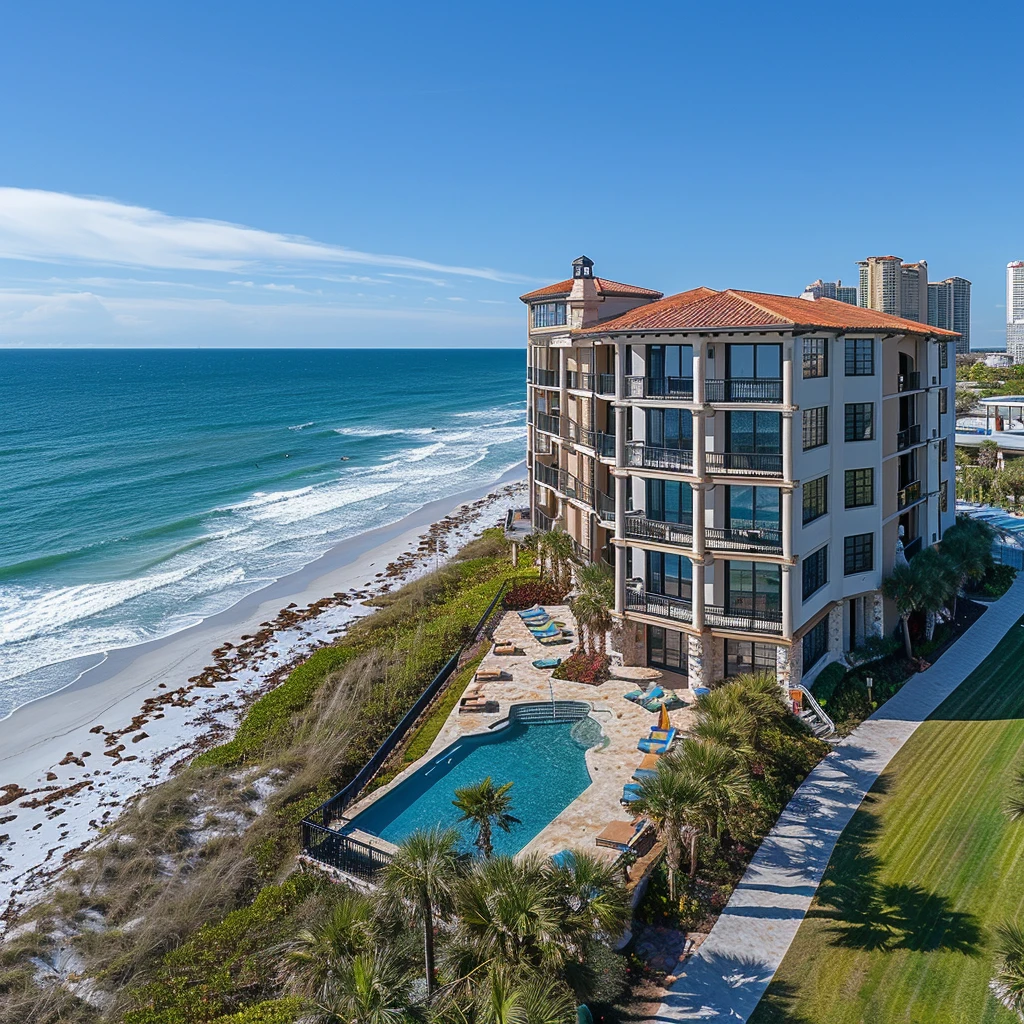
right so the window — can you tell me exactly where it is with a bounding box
[646,551,692,600]
[802,618,828,671]
[845,468,874,508]
[803,475,828,524]
[940,438,948,462]
[727,343,781,379]
[845,402,874,441]
[845,338,874,375]
[532,302,566,328]
[648,626,688,672]
[940,343,949,369]
[727,410,781,453]
[646,479,692,525]
[649,344,693,379]
[802,546,828,600]
[803,407,828,450]
[941,480,949,513]
[646,408,693,450]
[939,387,948,415]
[802,338,828,379]
[725,561,782,615]
[844,533,874,575]
[725,640,776,678]
[726,485,780,533]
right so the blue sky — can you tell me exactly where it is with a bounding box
[0,1,1020,348]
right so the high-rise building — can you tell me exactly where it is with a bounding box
[1007,262,1024,363]
[800,279,857,306]
[857,255,929,323]
[523,258,958,692]
[928,277,972,355]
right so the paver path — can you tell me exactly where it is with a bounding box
[654,577,1024,1022]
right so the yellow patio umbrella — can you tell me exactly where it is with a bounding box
[657,702,671,732]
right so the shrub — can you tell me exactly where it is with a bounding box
[809,661,847,705]
[209,998,306,1024]
[552,650,610,685]
[976,562,1017,598]
[504,581,566,610]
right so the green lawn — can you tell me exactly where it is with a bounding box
[751,616,1024,1024]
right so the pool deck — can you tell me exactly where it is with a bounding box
[343,606,696,862]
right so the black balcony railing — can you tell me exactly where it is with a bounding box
[568,421,594,448]
[705,451,784,476]
[896,423,922,450]
[625,513,694,547]
[705,525,783,553]
[529,367,558,388]
[625,376,695,400]
[705,378,783,403]
[626,589,693,624]
[535,412,561,436]
[897,481,922,509]
[897,371,922,393]
[904,536,923,558]
[596,491,616,522]
[560,470,594,506]
[596,432,616,458]
[705,603,784,634]
[534,509,554,532]
[625,442,694,472]
[534,460,559,489]
[534,433,553,455]
[596,373,616,395]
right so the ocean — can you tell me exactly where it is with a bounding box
[0,348,526,719]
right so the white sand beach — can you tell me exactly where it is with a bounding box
[0,468,526,922]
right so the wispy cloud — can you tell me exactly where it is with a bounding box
[0,188,528,283]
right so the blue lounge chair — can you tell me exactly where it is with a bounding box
[518,607,549,620]
[632,768,658,781]
[532,657,562,669]
[621,783,643,803]
[623,688,645,703]
[637,727,677,754]
[530,623,561,638]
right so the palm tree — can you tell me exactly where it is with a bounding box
[478,975,576,1024]
[632,766,709,899]
[278,891,378,1006]
[549,850,630,954]
[313,947,414,1024]
[942,517,995,616]
[571,564,614,655]
[1005,765,1024,822]
[452,778,521,859]
[543,529,576,594]
[993,921,1024,1015]
[377,826,463,998]
[669,738,751,842]
[882,561,928,660]
[912,546,957,641]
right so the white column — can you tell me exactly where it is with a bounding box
[615,405,627,468]
[782,411,794,484]
[691,558,705,632]
[783,338,794,407]
[782,565,793,638]
[781,487,794,560]
[614,343,625,401]
[693,340,705,405]
[692,483,705,557]
[614,543,626,615]
[693,409,706,478]
[558,348,568,442]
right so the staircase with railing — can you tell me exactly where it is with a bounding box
[794,684,835,738]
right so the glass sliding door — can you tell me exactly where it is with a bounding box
[726,411,781,454]
[646,551,692,600]
[647,408,693,450]
[724,560,781,615]
[646,479,693,525]
[726,485,780,532]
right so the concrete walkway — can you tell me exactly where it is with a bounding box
[654,577,1024,1022]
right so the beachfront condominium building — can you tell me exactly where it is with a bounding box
[928,277,972,355]
[799,279,858,306]
[522,258,958,691]
[857,256,929,323]
[1007,262,1024,363]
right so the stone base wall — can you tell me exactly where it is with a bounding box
[776,642,802,689]
[615,620,646,666]
[687,633,712,687]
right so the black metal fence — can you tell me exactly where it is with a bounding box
[300,579,509,876]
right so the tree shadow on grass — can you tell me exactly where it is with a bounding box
[806,800,982,956]
[747,980,817,1023]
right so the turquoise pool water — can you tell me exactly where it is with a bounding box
[350,718,595,856]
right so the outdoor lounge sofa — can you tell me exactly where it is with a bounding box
[637,727,677,754]
[595,818,655,855]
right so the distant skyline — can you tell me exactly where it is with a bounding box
[0,1,1021,348]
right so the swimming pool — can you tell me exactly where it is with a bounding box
[349,708,597,857]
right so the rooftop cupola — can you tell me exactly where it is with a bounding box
[572,255,595,279]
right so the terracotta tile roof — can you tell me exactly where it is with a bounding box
[519,277,663,302]
[577,288,960,339]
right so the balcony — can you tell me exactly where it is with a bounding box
[897,371,922,393]
[560,471,594,507]
[534,509,554,532]
[565,370,578,389]
[896,424,922,451]
[705,604,784,635]
[626,589,693,625]
[705,378,783,403]
[535,412,561,437]
[705,525,783,554]
[596,431,616,458]
[529,367,558,388]
[596,491,616,524]
[904,536,923,558]
[534,461,559,490]
[625,376,695,401]
[897,481,922,509]
[625,442,694,473]
[625,513,694,547]
[705,451,783,477]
